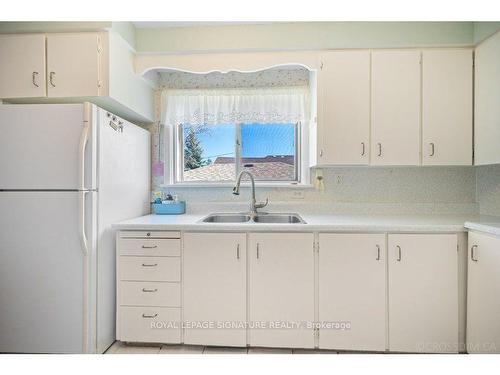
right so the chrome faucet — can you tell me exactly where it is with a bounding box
[232,171,269,215]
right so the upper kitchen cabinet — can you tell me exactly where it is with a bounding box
[318,51,370,165]
[422,49,473,165]
[0,32,154,123]
[371,51,421,166]
[0,34,46,98]
[474,31,500,165]
[46,34,102,97]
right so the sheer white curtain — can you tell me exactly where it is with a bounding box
[161,86,310,126]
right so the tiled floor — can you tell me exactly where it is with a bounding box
[105,341,341,354]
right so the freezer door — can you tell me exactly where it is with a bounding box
[95,108,150,353]
[0,104,96,190]
[0,191,96,353]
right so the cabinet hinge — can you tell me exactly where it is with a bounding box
[314,326,320,339]
[97,37,102,53]
[97,80,102,88]
[320,61,324,70]
[313,242,319,254]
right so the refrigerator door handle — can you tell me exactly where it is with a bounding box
[79,120,90,191]
[79,190,89,256]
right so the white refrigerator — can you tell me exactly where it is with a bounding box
[0,103,150,353]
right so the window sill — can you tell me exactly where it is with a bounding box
[160,182,314,189]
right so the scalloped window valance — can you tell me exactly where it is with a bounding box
[161,87,310,126]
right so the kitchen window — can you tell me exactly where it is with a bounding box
[161,87,310,186]
[177,122,299,183]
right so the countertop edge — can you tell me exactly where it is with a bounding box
[464,222,500,237]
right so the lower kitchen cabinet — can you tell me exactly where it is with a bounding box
[248,233,315,348]
[467,231,500,353]
[318,233,386,351]
[183,232,247,347]
[388,234,458,353]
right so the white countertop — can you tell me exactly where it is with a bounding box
[113,212,500,233]
[464,217,500,236]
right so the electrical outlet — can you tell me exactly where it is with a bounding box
[335,174,343,185]
[290,191,305,199]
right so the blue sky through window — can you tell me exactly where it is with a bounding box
[183,123,295,164]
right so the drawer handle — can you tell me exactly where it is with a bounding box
[142,313,158,318]
[142,288,158,293]
[376,245,381,261]
[141,245,158,249]
[142,263,158,267]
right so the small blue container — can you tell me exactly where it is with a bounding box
[152,201,186,215]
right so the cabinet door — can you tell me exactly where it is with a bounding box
[474,31,500,165]
[318,234,386,351]
[183,232,247,346]
[47,34,101,97]
[422,50,473,165]
[249,233,314,348]
[371,51,421,165]
[388,234,458,353]
[467,231,500,353]
[320,51,370,165]
[0,34,46,98]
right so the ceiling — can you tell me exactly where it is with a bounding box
[132,22,275,28]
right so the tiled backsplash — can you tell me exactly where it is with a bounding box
[155,167,478,214]
[476,164,500,216]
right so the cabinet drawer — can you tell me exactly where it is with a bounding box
[119,306,181,344]
[119,238,181,256]
[120,281,181,307]
[119,231,181,239]
[120,257,180,282]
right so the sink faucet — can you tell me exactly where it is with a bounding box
[232,171,269,215]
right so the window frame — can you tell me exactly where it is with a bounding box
[172,122,302,185]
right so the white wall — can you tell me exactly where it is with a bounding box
[108,32,155,122]
[135,22,474,53]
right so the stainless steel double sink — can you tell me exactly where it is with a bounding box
[200,212,306,224]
